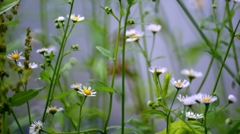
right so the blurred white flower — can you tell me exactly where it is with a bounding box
[78,86,96,97]
[68,14,85,22]
[18,62,38,69]
[188,0,204,10]
[147,24,161,33]
[196,93,217,104]
[47,106,63,115]
[181,69,203,79]
[7,50,25,61]
[149,66,167,75]
[186,111,203,119]
[177,94,197,106]
[57,16,65,22]
[70,83,82,91]
[228,94,237,103]
[126,29,144,42]
[170,78,190,89]
[29,120,43,134]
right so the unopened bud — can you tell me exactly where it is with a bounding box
[147,100,154,107]
[225,118,232,125]
[55,23,61,29]
[127,19,135,25]
[104,6,113,14]
[212,4,217,9]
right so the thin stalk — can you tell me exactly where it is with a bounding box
[103,9,122,134]
[11,109,24,134]
[226,1,239,73]
[2,112,7,134]
[54,128,104,134]
[166,89,180,134]
[208,103,229,128]
[204,104,209,134]
[77,96,87,134]
[121,3,132,133]
[150,33,156,60]
[212,20,240,94]
[157,75,163,95]
[42,0,75,122]
[184,79,192,95]
[40,0,48,46]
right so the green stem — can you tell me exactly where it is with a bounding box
[103,8,122,134]
[11,109,24,134]
[54,128,104,134]
[77,96,87,134]
[166,89,180,134]
[208,103,229,128]
[212,20,240,94]
[204,104,209,134]
[121,3,132,133]
[40,0,48,46]
[2,112,7,134]
[150,33,156,60]
[157,75,163,95]
[226,1,239,73]
[42,0,75,122]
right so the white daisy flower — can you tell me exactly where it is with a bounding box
[177,94,197,106]
[149,66,167,75]
[70,83,82,91]
[181,69,203,79]
[47,106,63,115]
[177,94,188,102]
[170,78,190,89]
[68,14,85,22]
[196,93,218,104]
[186,111,203,119]
[126,29,144,42]
[57,16,65,22]
[228,94,237,103]
[36,48,48,54]
[18,62,38,69]
[29,120,43,134]
[78,86,96,97]
[7,50,25,61]
[147,24,162,33]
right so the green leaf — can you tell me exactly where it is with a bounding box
[0,0,20,15]
[229,121,240,133]
[201,15,230,32]
[89,79,107,86]
[143,109,166,116]
[107,125,144,134]
[94,86,114,94]
[3,20,20,25]
[40,71,50,81]
[96,46,113,60]
[150,56,165,62]
[9,87,44,106]
[50,34,62,45]
[54,90,74,99]
[162,72,172,98]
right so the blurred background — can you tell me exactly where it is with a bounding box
[4,0,240,133]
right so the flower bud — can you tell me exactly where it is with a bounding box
[104,6,113,14]
[228,94,237,104]
[147,100,154,107]
[55,23,61,29]
[225,118,232,125]
[127,19,135,25]
[40,64,45,69]
[212,4,217,9]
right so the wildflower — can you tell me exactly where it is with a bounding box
[36,48,48,54]
[186,111,203,119]
[68,14,85,22]
[177,94,197,106]
[196,93,217,104]
[29,120,43,134]
[147,24,161,34]
[170,78,190,90]
[47,106,63,115]
[78,86,96,96]
[228,94,237,103]
[7,50,25,61]
[149,66,167,75]
[18,62,38,69]
[57,16,65,22]
[188,0,204,10]
[181,69,203,80]
[234,0,240,3]
[71,83,82,91]
[126,29,144,42]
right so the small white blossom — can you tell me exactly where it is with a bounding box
[177,94,197,106]
[228,94,237,103]
[149,66,167,75]
[29,120,43,134]
[147,24,161,33]
[57,16,65,22]
[7,50,25,61]
[181,69,203,79]
[126,29,144,42]
[18,62,38,69]
[68,14,85,22]
[78,86,96,97]
[47,106,63,115]
[196,93,218,104]
[186,111,203,119]
[170,78,190,89]
[36,48,48,54]
[70,83,82,90]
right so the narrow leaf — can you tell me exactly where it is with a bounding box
[94,86,114,94]
[40,71,50,81]
[50,34,62,45]
[151,56,165,62]
[3,20,20,25]
[143,109,166,116]
[0,0,20,15]
[96,46,113,60]
[89,79,107,87]
[9,87,44,106]
[54,90,74,99]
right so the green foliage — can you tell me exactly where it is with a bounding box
[3,20,20,25]
[40,71,51,81]
[50,34,62,46]
[0,0,20,15]
[8,87,44,106]
[200,15,230,32]
[54,90,74,99]
[94,86,114,94]
[157,120,211,134]
[96,46,114,60]
[229,121,240,133]
[107,125,144,134]
[162,72,172,98]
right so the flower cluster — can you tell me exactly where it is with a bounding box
[71,83,96,97]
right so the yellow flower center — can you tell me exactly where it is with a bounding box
[11,54,20,60]
[34,126,39,132]
[83,89,91,95]
[202,97,211,103]
[72,16,79,21]
[176,82,182,86]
